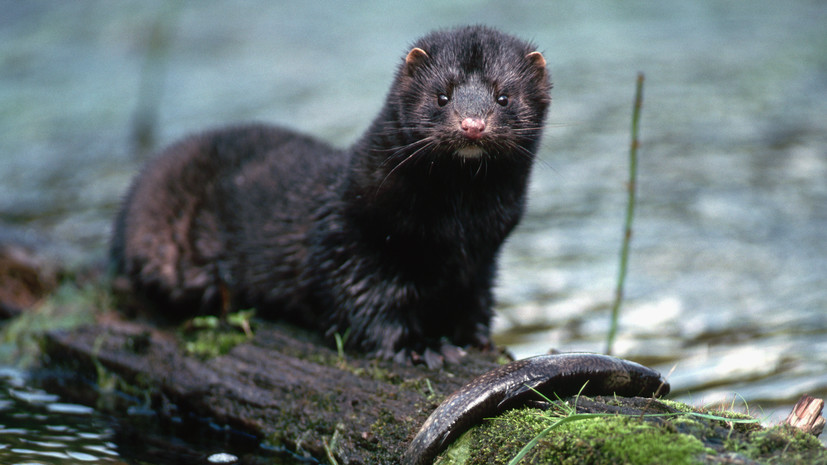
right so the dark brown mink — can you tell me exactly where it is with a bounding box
[111,25,552,361]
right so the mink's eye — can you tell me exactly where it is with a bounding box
[496,95,509,106]
[437,94,449,107]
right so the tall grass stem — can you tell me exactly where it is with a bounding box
[606,73,644,355]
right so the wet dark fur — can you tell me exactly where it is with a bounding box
[111,26,552,358]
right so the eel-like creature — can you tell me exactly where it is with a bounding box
[402,353,670,465]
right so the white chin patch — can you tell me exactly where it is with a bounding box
[456,146,485,158]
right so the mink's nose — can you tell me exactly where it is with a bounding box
[460,117,486,140]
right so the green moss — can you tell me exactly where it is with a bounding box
[435,399,827,465]
[0,281,107,366]
[597,420,709,465]
[658,398,696,412]
[181,329,249,358]
[179,310,254,358]
[369,406,410,442]
[447,408,707,465]
[436,409,549,465]
[738,424,827,464]
[89,359,156,413]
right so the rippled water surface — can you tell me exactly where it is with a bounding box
[1,0,826,458]
[0,368,123,464]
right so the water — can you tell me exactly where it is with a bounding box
[0,368,281,464]
[1,0,826,458]
[0,368,124,464]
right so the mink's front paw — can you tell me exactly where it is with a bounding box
[411,342,469,369]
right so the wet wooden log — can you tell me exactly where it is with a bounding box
[41,319,504,464]
[784,394,825,437]
[37,318,827,464]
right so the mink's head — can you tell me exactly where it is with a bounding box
[388,25,552,161]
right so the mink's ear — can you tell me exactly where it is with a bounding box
[525,51,549,82]
[525,51,547,69]
[403,47,429,76]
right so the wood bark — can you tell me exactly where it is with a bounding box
[784,394,826,437]
[41,319,504,464]
[38,319,827,464]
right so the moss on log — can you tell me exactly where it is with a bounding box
[40,319,505,464]
[37,316,827,464]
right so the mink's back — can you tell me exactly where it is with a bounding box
[211,128,348,321]
[111,124,345,316]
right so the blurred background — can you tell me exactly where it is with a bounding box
[1,0,825,458]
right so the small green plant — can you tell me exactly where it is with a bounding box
[334,328,351,366]
[507,383,591,465]
[181,309,255,358]
[226,308,255,337]
[323,423,344,465]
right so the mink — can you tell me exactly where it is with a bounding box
[111,25,552,361]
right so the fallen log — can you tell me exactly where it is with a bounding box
[40,318,505,464]
[36,316,827,464]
